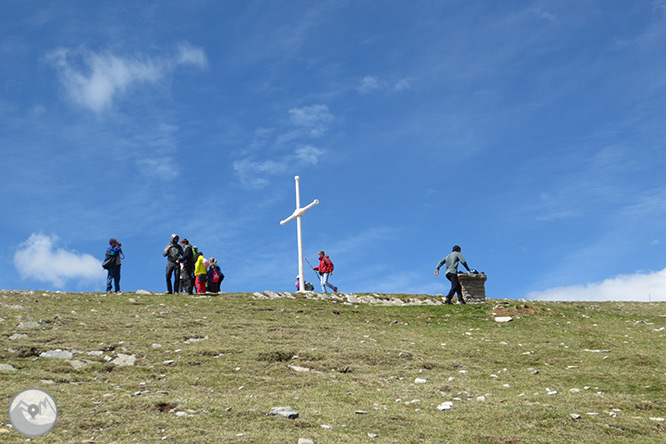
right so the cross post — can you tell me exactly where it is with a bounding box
[280,176,319,292]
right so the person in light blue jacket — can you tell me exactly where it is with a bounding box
[434,245,471,304]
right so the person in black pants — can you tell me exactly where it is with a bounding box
[179,238,195,294]
[434,245,472,304]
[163,234,183,294]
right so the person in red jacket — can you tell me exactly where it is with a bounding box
[312,250,338,293]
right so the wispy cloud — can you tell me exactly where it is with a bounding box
[13,234,103,288]
[233,105,332,188]
[528,268,666,301]
[288,104,333,137]
[356,75,412,94]
[233,144,325,189]
[46,42,207,112]
[356,75,381,94]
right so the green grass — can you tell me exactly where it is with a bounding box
[1,290,665,443]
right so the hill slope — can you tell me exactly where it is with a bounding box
[1,290,665,443]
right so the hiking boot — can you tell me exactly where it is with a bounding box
[334,287,338,294]
[444,298,453,305]
[458,298,466,305]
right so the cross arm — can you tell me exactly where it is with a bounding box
[280,199,319,225]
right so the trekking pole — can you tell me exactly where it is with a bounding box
[304,258,321,280]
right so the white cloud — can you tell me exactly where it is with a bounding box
[288,104,333,136]
[528,268,666,301]
[394,78,412,91]
[233,145,326,189]
[13,234,103,288]
[175,42,208,68]
[47,42,207,112]
[295,145,325,165]
[232,158,288,189]
[356,75,381,94]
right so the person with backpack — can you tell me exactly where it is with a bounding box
[179,238,195,294]
[312,250,338,293]
[163,234,183,294]
[103,238,123,293]
[434,245,472,304]
[295,276,314,292]
[207,257,224,293]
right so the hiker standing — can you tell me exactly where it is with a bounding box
[179,238,195,294]
[194,250,209,293]
[163,234,183,294]
[435,245,471,304]
[313,250,338,293]
[103,238,123,293]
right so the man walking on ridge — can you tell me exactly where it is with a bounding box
[435,245,472,304]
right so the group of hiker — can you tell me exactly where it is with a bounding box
[104,234,475,304]
[162,234,224,295]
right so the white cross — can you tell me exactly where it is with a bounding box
[280,176,319,292]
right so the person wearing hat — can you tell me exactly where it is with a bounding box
[434,245,472,304]
[163,234,183,294]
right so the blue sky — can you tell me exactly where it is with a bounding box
[2,1,665,301]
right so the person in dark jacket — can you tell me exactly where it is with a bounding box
[179,238,194,294]
[104,238,123,293]
[207,257,224,293]
[435,245,472,304]
[313,250,338,293]
[163,234,183,294]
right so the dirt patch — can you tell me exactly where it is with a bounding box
[491,303,548,317]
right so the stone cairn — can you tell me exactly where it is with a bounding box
[458,272,487,304]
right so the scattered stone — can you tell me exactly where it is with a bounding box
[288,365,311,373]
[269,406,299,419]
[128,298,139,305]
[184,336,208,344]
[87,351,104,356]
[355,410,369,415]
[175,411,187,417]
[494,316,513,323]
[476,396,486,402]
[0,363,17,371]
[321,424,333,430]
[111,353,136,367]
[298,440,314,444]
[650,417,665,423]
[40,349,74,359]
[152,343,162,348]
[17,321,40,329]
[135,289,153,295]
[163,360,175,365]
[570,413,581,420]
[368,433,379,438]
[414,378,427,384]
[67,360,88,370]
[569,388,581,393]
[437,401,453,411]
[9,333,28,340]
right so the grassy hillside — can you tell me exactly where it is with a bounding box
[1,290,665,443]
